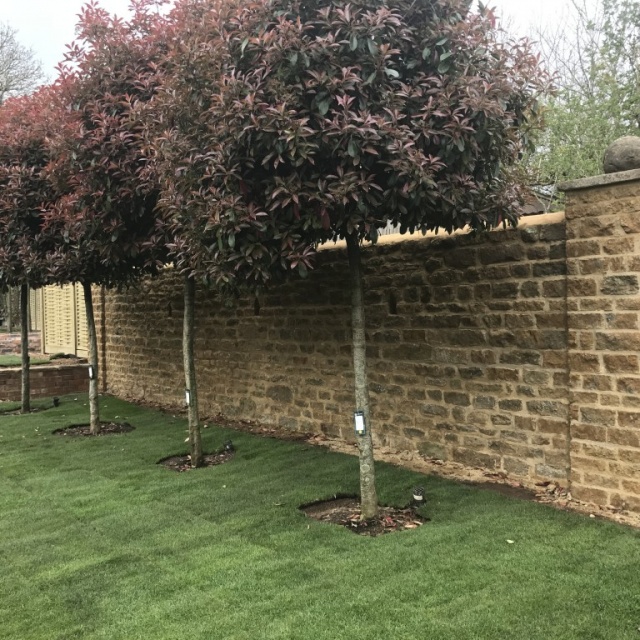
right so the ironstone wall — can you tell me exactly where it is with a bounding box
[97,169,640,513]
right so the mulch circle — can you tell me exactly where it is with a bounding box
[53,422,135,436]
[301,495,429,537]
[157,451,235,472]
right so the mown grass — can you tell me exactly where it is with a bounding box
[0,396,57,414]
[0,354,49,367]
[1,394,639,639]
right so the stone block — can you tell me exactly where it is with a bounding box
[571,485,610,505]
[452,448,500,469]
[473,395,496,410]
[595,332,640,351]
[443,392,471,407]
[608,428,640,447]
[601,275,639,296]
[503,457,531,476]
[537,418,568,435]
[579,407,616,427]
[534,464,567,480]
[567,278,597,297]
[498,399,523,412]
[266,385,294,403]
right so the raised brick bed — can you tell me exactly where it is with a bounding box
[0,364,88,401]
[0,332,41,355]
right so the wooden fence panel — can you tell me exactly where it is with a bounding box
[42,284,88,356]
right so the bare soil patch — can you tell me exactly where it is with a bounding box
[53,422,134,436]
[301,495,428,536]
[157,450,235,472]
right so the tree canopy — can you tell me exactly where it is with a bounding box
[531,0,640,183]
[154,0,547,265]
[0,87,58,292]
[43,1,167,288]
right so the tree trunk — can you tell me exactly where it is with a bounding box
[7,289,13,333]
[20,284,30,414]
[83,282,100,435]
[346,233,378,519]
[183,275,204,468]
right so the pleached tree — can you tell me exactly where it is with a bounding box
[43,0,167,434]
[138,0,316,467]
[0,87,60,413]
[152,0,548,513]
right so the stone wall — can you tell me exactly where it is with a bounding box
[564,170,640,511]
[97,170,640,511]
[99,213,571,482]
[0,364,88,401]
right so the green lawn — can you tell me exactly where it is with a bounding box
[0,354,50,367]
[1,395,639,640]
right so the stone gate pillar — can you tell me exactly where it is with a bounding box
[561,169,640,511]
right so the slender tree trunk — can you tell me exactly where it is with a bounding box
[20,284,30,414]
[83,283,100,435]
[7,290,13,333]
[346,233,378,519]
[183,275,204,468]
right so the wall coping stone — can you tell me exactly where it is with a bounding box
[0,364,86,374]
[559,168,640,192]
[319,211,566,252]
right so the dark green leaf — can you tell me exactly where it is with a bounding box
[317,99,331,116]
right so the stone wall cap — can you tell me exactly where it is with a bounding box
[318,211,565,251]
[559,168,640,192]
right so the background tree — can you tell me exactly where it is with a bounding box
[0,88,59,412]
[152,0,548,513]
[43,1,167,434]
[530,0,640,183]
[0,23,44,340]
[0,23,43,104]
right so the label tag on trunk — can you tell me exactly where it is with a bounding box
[88,365,95,380]
[185,389,191,406]
[354,411,366,435]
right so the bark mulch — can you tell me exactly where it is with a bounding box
[301,496,428,537]
[157,450,235,472]
[53,422,135,436]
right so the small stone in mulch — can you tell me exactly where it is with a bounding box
[301,496,429,537]
[157,450,235,472]
[53,422,135,436]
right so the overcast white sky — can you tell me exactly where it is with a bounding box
[1,0,594,80]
